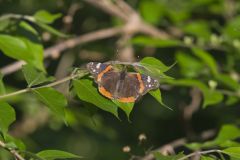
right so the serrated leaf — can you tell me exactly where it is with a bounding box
[0,102,16,134]
[22,64,54,87]
[132,36,182,47]
[164,79,223,107]
[36,22,69,38]
[223,147,240,158]
[192,48,218,76]
[149,89,172,110]
[37,150,82,160]
[73,79,118,118]
[33,87,67,119]
[34,10,62,24]
[112,100,134,119]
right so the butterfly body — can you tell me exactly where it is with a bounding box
[87,62,159,103]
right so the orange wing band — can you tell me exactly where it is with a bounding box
[97,65,112,82]
[136,73,144,94]
[118,97,135,103]
[99,86,113,99]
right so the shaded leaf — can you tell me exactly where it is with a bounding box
[149,89,172,110]
[132,36,182,47]
[0,102,16,134]
[22,64,54,87]
[192,48,218,76]
[154,152,184,160]
[73,79,118,118]
[201,156,215,160]
[20,151,45,160]
[37,150,82,160]
[36,22,69,38]
[33,87,67,119]
[164,79,223,107]
[4,134,26,150]
[0,73,5,95]
[34,10,62,24]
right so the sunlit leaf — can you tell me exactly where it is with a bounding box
[112,100,134,119]
[34,10,62,24]
[0,102,15,134]
[139,1,165,24]
[22,64,54,87]
[223,147,240,159]
[33,87,67,119]
[73,79,118,118]
[37,150,82,160]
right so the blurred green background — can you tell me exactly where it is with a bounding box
[0,0,240,159]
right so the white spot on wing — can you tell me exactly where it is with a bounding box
[93,69,96,72]
[147,76,151,83]
[148,84,152,87]
[96,63,101,69]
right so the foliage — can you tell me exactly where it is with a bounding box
[0,0,239,159]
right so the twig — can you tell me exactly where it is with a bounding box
[140,129,216,160]
[1,27,123,75]
[177,149,222,160]
[0,70,88,100]
[0,139,25,160]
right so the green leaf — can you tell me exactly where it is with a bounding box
[223,147,240,159]
[149,89,172,110]
[4,134,26,150]
[34,10,62,24]
[0,18,10,31]
[139,1,165,24]
[132,36,182,48]
[182,21,211,40]
[192,48,218,76]
[73,79,118,118]
[36,22,69,38]
[112,100,134,119]
[20,151,44,160]
[176,51,204,78]
[164,79,223,107]
[186,125,240,150]
[215,74,240,91]
[22,64,54,87]
[0,73,5,95]
[0,34,31,61]
[33,87,67,119]
[223,16,240,39]
[37,150,82,160]
[154,152,184,160]
[0,102,16,134]
[136,57,175,80]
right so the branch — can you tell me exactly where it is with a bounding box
[0,27,123,75]
[0,70,88,100]
[0,139,25,160]
[140,129,216,160]
[178,149,222,160]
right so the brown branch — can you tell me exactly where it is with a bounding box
[140,129,216,160]
[0,27,123,75]
[0,139,25,160]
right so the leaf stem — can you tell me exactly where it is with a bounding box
[0,71,88,100]
[0,139,25,160]
[177,149,223,160]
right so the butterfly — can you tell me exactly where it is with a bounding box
[87,62,159,103]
